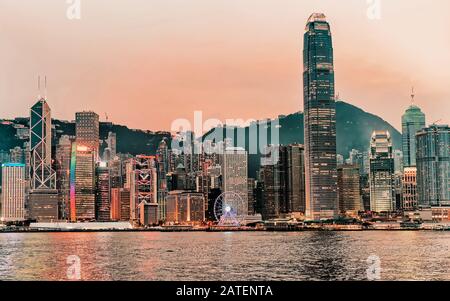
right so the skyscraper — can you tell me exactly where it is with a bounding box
[29,99,58,222]
[222,147,248,218]
[303,13,338,220]
[337,164,361,214]
[95,163,111,221]
[402,94,426,167]
[30,99,56,190]
[402,167,418,210]
[75,111,100,160]
[369,131,395,213]
[416,125,450,207]
[157,138,169,221]
[70,144,96,221]
[55,135,73,220]
[1,163,26,222]
[128,156,158,224]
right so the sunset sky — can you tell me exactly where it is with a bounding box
[1,0,449,132]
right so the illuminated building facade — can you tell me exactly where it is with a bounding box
[402,167,418,210]
[303,13,338,220]
[1,163,26,222]
[95,164,111,221]
[75,111,100,160]
[337,164,361,213]
[70,144,96,221]
[416,125,450,207]
[369,131,395,213]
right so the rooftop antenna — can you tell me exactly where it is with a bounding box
[410,87,415,106]
[44,75,47,100]
[37,75,41,99]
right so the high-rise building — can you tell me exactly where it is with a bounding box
[128,156,158,224]
[402,167,418,210]
[110,188,130,221]
[1,163,26,222]
[55,135,73,220]
[393,150,404,174]
[416,125,450,207]
[337,164,361,214]
[303,13,338,220]
[402,97,426,167]
[29,99,58,221]
[95,163,111,221]
[222,147,248,218]
[259,146,284,220]
[369,131,395,213]
[70,144,96,221]
[30,99,56,190]
[165,191,205,224]
[285,144,306,214]
[75,111,100,160]
[157,138,169,221]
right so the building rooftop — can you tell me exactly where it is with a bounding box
[307,13,327,24]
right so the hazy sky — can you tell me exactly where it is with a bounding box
[1,0,449,131]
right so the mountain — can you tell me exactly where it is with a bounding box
[0,101,401,176]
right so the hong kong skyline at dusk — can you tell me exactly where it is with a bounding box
[0,0,449,292]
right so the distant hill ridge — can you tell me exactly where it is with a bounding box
[0,101,401,176]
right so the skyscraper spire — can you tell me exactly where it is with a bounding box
[411,87,415,105]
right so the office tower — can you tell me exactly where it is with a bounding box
[393,150,404,174]
[1,163,26,222]
[337,164,361,214]
[110,188,130,221]
[106,132,117,159]
[222,147,248,218]
[402,96,426,167]
[369,131,395,213]
[128,156,158,224]
[139,202,158,226]
[29,99,58,222]
[9,147,24,164]
[416,125,450,207]
[247,178,256,215]
[95,163,111,221]
[165,191,205,224]
[336,154,344,166]
[402,167,418,210]
[75,111,100,160]
[394,173,403,210]
[303,13,338,220]
[259,146,284,220]
[70,144,96,221]
[286,144,306,213]
[55,135,73,220]
[157,138,169,221]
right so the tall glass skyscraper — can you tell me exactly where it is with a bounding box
[402,102,425,167]
[416,125,450,207]
[369,131,395,213]
[30,99,56,190]
[303,13,338,220]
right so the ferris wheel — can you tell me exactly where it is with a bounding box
[213,192,246,226]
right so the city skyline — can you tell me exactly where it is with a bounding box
[1,0,450,132]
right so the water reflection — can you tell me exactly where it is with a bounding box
[0,232,448,281]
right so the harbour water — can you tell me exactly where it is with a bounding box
[0,231,448,281]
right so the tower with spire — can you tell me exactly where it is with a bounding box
[402,88,426,167]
